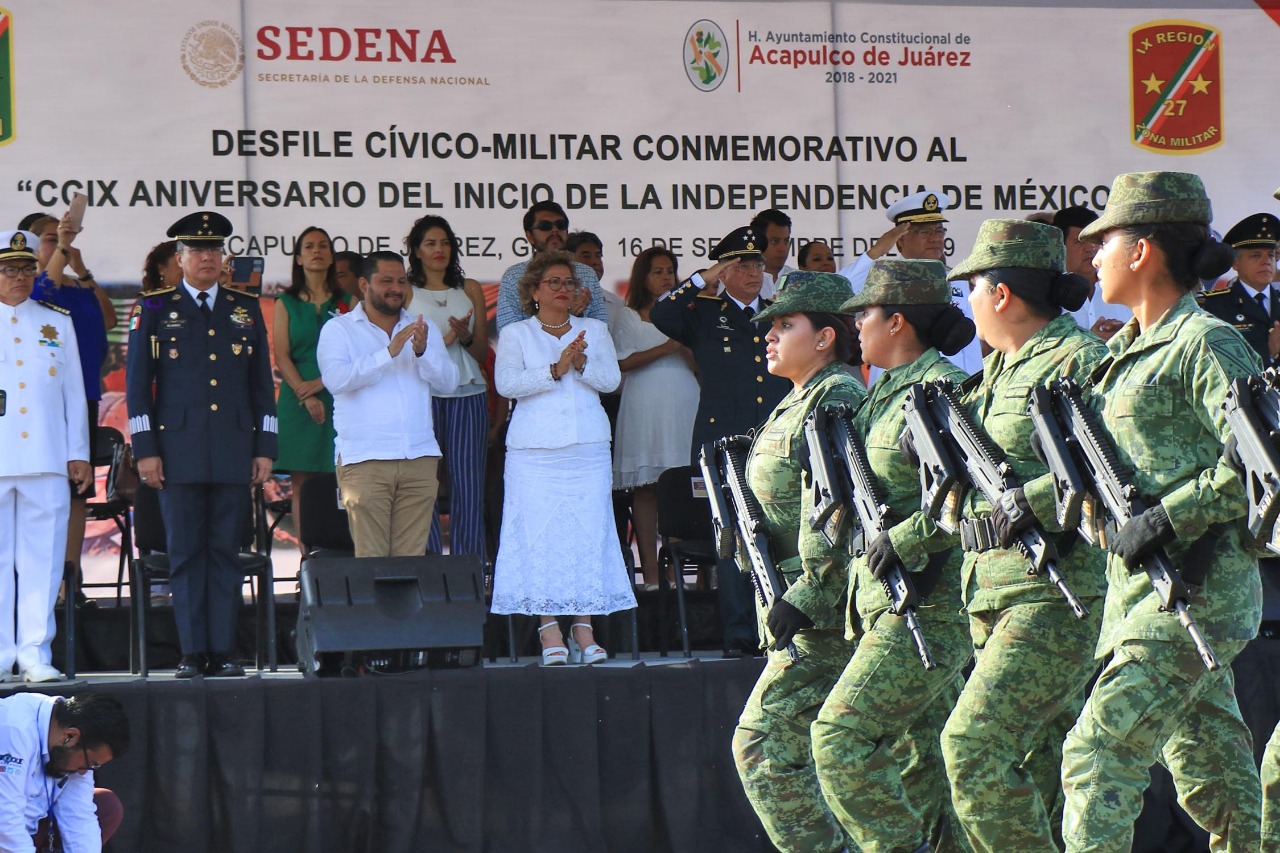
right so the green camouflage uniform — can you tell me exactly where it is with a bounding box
[811,261,974,853]
[1262,724,1280,849]
[733,273,867,853]
[1058,172,1263,853]
[938,221,1110,853]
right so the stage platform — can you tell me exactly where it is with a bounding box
[26,603,1280,852]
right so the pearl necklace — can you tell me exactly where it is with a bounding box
[538,316,570,330]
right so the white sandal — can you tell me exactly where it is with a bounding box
[538,621,568,666]
[568,622,608,665]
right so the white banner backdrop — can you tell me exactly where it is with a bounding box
[3,1,1278,287]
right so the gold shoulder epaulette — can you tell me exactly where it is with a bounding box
[225,287,260,299]
[138,285,177,297]
[1198,288,1232,297]
[34,300,70,315]
[696,290,721,301]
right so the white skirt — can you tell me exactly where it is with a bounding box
[491,443,636,616]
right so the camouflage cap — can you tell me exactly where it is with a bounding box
[839,259,950,311]
[1077,171,1212,243]
[947,218,1065,281]
[752,271,853,321]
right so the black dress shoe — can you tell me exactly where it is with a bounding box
[722,638,759,659]
[205,653,245,678]
[175,654,206,679]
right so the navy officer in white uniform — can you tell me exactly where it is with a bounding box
[125,212,278,678]
[839,190,984,379]
[0,230,90,684]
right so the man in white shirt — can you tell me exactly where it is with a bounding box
[318,251,459,557]
[750,209,796,300]
[0,692,129,852]
[0,230,90,684]
[1050,206,1130,340]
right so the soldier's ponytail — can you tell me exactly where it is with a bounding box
[1119,222,1233,291]
[978,268,1089,319]
[887,303,976,357]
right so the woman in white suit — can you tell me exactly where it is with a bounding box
[491,251,636,665]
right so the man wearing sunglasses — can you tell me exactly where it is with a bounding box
[0,691,129,851]
[0,230,90,685]
[495,202,609,331]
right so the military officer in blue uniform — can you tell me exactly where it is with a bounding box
[1197,212,1280,366]
[651,225,797,655]
[125,212,277,678]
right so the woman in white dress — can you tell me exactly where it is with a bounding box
[612,248,699,590]
[491,251,636,665]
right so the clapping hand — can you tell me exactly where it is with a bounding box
[411,314,428,355]
[446,309,473,347]
[557,330,587,374]
[569,287,591,316]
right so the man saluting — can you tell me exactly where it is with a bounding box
[125,212,277,678]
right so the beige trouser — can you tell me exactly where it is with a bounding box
[336,456,439,557]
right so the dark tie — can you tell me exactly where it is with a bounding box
[198,291,212,320]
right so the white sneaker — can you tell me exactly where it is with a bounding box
[22,664,64,683]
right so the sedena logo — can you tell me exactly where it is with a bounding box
[181,20,245,89]
[685,20,729,92]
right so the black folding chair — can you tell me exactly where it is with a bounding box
[655,466,718,658]
[297,473,354,558]
[81,427,133,604]
[129,484,276,676]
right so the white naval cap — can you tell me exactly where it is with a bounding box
[886,190,948,225]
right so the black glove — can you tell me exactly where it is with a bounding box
[898,428,919,467]
[865,532,903,580]
[1112,505,1176,570]
[766,599,813,650]
[991,487,1036,548]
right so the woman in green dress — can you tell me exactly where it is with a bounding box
[272,226,355,548]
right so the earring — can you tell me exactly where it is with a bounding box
[1129,263,1137,271]
[817,342,825,348]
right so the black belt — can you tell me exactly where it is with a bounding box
[959,517,1000,553]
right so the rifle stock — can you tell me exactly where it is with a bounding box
[1049,378,1218,671]
[700,438,800,661]
[912,380,1089,620]
[805,404,936,670]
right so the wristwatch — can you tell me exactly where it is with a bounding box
[79,270,95,282]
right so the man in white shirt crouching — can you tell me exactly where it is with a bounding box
[317,251,459,557]
[0,692,129,852]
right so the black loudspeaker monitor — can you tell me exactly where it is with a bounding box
[296,555,487,676]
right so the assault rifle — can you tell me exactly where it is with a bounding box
[804,403,935,669]
[1222,372,1280,553]
[903,380,1090,619]
[1048,378,1219,671]
[699,438,800,661]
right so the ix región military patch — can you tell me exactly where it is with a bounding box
[1130,20,1223,155]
